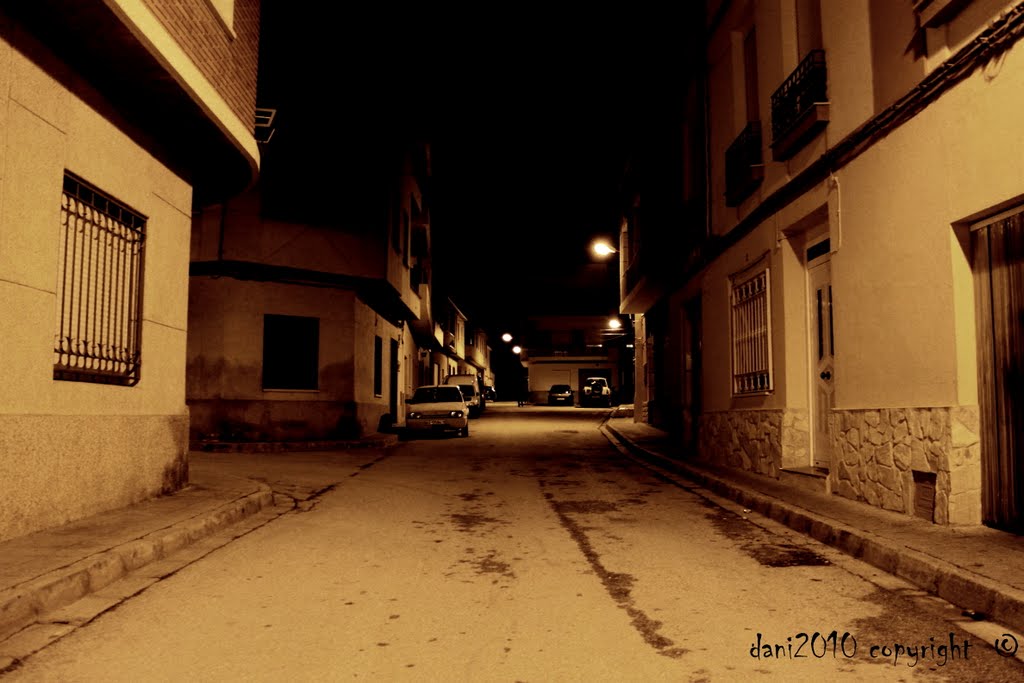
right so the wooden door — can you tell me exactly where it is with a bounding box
[973,213,1024,530]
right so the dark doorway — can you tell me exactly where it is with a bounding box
[682,296,703,454]
[973,212,1024,531]
[389,338,400,426]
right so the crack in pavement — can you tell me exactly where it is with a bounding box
[541,488,688,659]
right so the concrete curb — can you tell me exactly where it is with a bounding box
[0,485,274,642]
[601,423,1024,636]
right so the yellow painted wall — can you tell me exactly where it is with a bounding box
[832,36,1024,407]
[187,278,357,401]
[0,33,191,540]
[700,1,1024,412]
[0,39,191,417]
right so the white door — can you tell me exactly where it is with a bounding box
[808,260,833,468]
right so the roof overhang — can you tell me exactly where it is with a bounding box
[2,0,260,207]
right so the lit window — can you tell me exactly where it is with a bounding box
[731,266,773,395]
[54,173,146,386]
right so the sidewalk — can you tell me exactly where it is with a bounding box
[0,432,399,668]
[601,406,1024,638]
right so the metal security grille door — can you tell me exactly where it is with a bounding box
[972,211,1024,531]
[54,174,146,386]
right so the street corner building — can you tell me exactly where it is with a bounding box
[186,136,437,445]
[622,1,1024,532]
[0,1,261,541]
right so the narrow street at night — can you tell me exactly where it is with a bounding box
[6,3,1024,682]
[4,406,1023,682]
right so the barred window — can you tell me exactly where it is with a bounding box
[731,265,773,395]
[54,173,146,386]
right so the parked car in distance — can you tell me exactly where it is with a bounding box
[405,385,469,437]
[581,377,612,407]
[547,384,575,406]
[483,385,497,402]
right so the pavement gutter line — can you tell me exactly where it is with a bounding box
[600,423,1024,637]
[0,484,273,643]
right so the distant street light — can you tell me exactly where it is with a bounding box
[512,345,522,354]
[591,239,617,257]
[502,333,513,343]
[608,318,622,330]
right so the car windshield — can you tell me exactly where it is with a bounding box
[411,387,464,403]
[456,385,475,396]
[551,385,572,393]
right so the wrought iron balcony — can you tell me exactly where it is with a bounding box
[725,121,764,207]
[770,50,829,161]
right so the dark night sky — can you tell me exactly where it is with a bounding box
[256,3,694,335]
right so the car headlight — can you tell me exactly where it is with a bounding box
[408,412,422,419]
[450,410,464,418]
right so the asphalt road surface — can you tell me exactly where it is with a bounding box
[5,404,1024,682]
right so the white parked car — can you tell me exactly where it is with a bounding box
[405,385,469,437]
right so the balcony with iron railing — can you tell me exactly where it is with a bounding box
[770,50,829,161]
[725,120,765,207]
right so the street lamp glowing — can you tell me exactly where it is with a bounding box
[512,345,522,354]
[591,239,617,257]
[608,318,622,330]
[501,333,513,343]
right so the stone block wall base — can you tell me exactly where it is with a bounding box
[830,406,981,525]
[698,410,783,478]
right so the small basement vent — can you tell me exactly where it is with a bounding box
[913,471,937,521]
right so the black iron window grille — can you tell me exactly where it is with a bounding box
[725,120,765,207]
[731,267,773,395]
[54,173,146,386]
[770,49,827,145]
